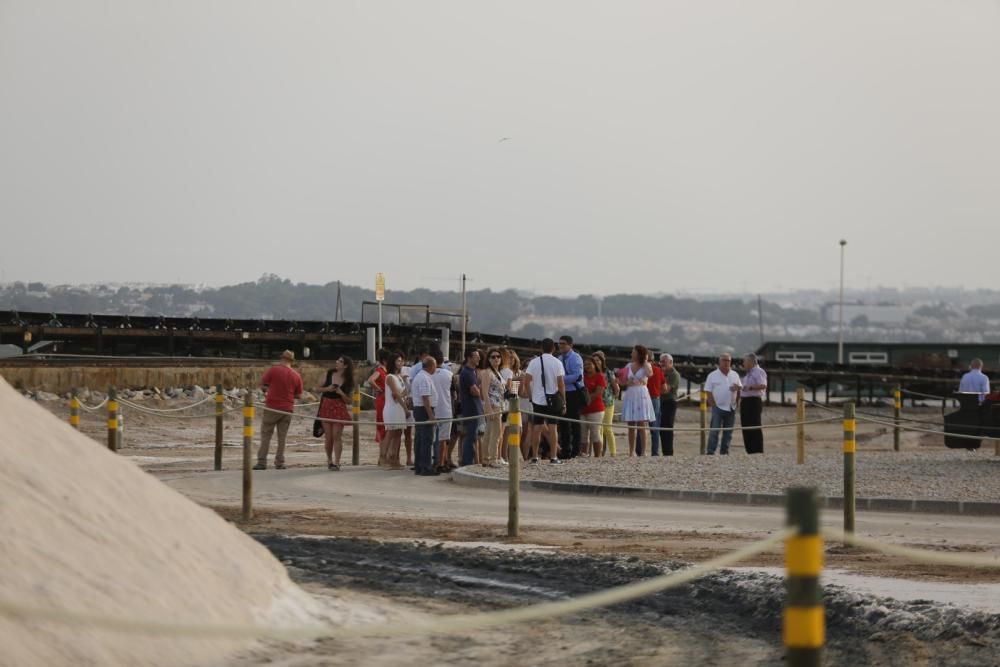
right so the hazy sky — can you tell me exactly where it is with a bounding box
[2,1,999,297]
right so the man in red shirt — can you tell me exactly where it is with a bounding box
[638,359,665,456]
[254,350,304,470]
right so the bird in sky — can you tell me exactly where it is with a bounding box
[498,137,511,143]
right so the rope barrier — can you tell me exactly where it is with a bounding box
[254,401,840,433]
[0,528,793,640]
[854,414,1000,442]
[115,395,217,413]
[75,398,108,411]
[823,530,1000,568]
[900,388,951,401]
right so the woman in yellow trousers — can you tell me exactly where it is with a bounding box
[593,352,619,456]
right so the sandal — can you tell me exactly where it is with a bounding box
[328,463,340,471]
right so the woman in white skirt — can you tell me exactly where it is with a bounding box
[620,344,655,457]
[382,352,409,470]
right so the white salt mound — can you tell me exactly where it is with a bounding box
[0,378,319,666]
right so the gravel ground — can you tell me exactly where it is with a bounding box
[240,535,1000,667]
[472,450,1000,502]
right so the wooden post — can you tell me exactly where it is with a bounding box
[893,385,901,452]
[214,384,224,471]
[796,387,805,464]
[699,384,707,455]
[784,487,824,666]
[507,397,521,538]
[352,386,361,466]
[242,392,254,522]
[69,389,80,430]
[107,386,118,452]
[843,401,856,536]
[781,376,787,405]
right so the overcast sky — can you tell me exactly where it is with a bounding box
[2,1,998,297]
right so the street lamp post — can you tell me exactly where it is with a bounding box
[837,240,847,365]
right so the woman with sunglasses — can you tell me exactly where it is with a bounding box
[316,356,355,470]
[478,347,506,467]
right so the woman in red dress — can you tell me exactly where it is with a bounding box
[366,350,389,450]
[316,356,355,470]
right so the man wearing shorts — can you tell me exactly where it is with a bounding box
[524,338,566,464]
[431,350,455,471]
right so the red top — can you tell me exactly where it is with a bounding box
[647,364,665,399]
[372,366,387,394]
[582,372,607,414]
[261,365,303,412]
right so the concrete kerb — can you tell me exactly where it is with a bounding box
[451,468,1000,517]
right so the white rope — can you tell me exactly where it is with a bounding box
[116,395,215,413]
[824,530,1000,568]
[75,398,108,411]
[0,528,793,640]
[855,414,1000,442]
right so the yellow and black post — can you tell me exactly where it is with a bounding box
[843,401,856,534]
[242,392,254,522]
[699,384,707,455]
[784,486,824,666]
[352,386,361,466]
[69,389,80,430]
[214,384,224,471]
[796,387,806,464]
[507,396,521,538]
[107,386,118,452]
[893,385,901,452]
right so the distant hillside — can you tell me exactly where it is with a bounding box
[2,276,998,355]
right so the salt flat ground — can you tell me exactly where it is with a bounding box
[44,398,1000,665]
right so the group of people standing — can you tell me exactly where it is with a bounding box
[252,340,771,472]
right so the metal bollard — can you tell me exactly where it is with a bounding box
[843,401,856,535]
[352,386,361,466]
[69,389,80,430]
[796,387,805,464]
[214,384,224,471]
[242,392,254,521]
[699,384,707,455]
[507,397,522,538]
[784,487,824,666]
[107,386,118,452]
[117,408,124,450]
[893,385,901,452]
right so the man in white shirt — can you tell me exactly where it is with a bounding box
[411,357,439,476]
[430,351,455,471]
[705,353,742,455]
[523,338,566,464]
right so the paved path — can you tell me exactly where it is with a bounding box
[161,466,1000,554]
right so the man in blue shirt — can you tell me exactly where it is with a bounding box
[558,335,584,458]
[958,358,990,403]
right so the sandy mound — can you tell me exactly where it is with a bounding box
[0,378,319,667]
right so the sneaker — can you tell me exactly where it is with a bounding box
[530,458,539,464]
[275,463,287,470]
[549,458,563,465]
[498,458,509,465]
[252,463,266,470]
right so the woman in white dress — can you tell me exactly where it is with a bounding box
[620,344,655,457]
[381,351,409,470]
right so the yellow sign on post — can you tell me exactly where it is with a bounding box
[375,272,386,350]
